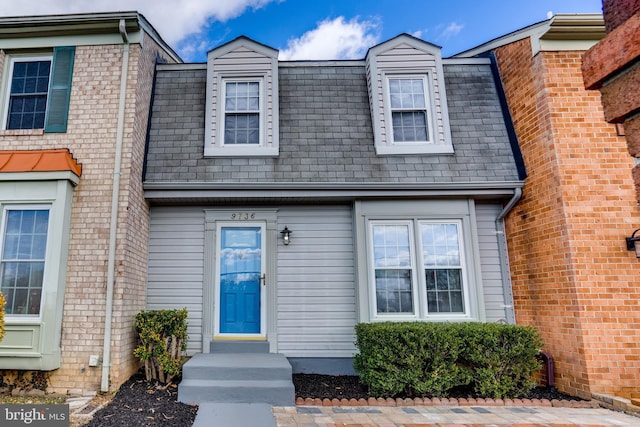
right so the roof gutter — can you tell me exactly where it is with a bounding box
[101,18,130,393]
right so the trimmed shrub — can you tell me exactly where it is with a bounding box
[354,322,542,399]
[458,322,543,398]
[133,308,188,384]
[354,322,468,397]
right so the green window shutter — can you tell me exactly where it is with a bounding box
[44,46,75,133]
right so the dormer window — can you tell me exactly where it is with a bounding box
[223,79,261,145]
[205,37,279,157]
[365,34,453,155]
[388,76,431,143]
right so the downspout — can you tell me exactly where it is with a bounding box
[495,187,521,324]
[101,19,130,393]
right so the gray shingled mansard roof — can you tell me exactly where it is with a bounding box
[144,60,523,202]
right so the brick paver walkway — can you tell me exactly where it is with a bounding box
[273,405,640,427]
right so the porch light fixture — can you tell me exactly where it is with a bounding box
[281,226,292,245]
[625,228,640,258]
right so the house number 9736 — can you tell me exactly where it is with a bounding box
[231,213,255,220]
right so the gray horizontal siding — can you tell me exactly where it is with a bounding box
[277,206,357,357]
[475,203,508,322]
[146,207,205,354]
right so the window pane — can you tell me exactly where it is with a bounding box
[7,60,50,130]
[372,224,410,267]
[225,81,259,113]
[422,223,461,267]
[389,78,425,109]
[224,113,260,145]
[375,269,413,313]
[392,111,427,142]
[1,210,49,316]
[425,268,464,313]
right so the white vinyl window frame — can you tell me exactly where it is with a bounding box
[0,205,51,320]
[220,78,263,146]
[1,54,53,131]
[384,73,435,146]
[387,75,432,144]
[208,74,278,157]
[367,218,472,322]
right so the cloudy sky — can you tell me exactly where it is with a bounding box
[0,0,602,61]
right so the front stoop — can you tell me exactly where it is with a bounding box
[178,352,295,406]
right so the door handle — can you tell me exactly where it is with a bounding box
[260,274,266,286]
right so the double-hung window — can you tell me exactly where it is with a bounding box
[223,79,261,145]
[388,76,431,143]
[369,219,469,320]
[0,207,49,316]
[6,58,52,130]
[2,47,75,132]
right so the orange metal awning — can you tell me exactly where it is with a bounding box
[0,149,82,177]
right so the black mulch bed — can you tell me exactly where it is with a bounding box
[82,372,582,426]
[83,373,196,427]
[293,374,584,401]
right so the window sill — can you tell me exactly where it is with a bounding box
[374,143,454,156]
[205,145,279,157]
[0,129,45,137]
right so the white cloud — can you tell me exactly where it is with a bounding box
[0,0,277,46]
[279,16,379,60]
[436,21,463,42]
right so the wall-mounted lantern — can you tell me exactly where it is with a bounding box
[281,226,292,245]
[625,228,640,258]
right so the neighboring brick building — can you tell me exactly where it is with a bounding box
[0,12,179,394]
[458,14,640,404]
[583,0,640,201]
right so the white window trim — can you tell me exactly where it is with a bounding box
[0,204,51,322]
[370,67,454,156]
[367,218,474,322]
[367,220,420,321]
[219,77,264,148]
[1,54,53,130]
[206,72,279,157]
[385,74,434,145]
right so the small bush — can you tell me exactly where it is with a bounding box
[354,322,468,397]
[458,322,542,398]
[354,322,542,399]
[133,308,188,384]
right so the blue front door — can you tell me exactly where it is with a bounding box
[219,226,262,334]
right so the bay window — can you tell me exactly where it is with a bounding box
[0,207,50,316]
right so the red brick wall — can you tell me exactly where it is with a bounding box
[603,0,640,31]
[584,2,640,203]
[496,38,640,398]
